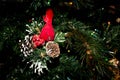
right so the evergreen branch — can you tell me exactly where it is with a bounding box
[64,24,114,79]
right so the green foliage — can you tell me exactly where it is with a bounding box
[54,32,65,43]
[62,22,114,79]
[103,24,120,49]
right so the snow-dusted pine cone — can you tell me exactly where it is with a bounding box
[19,35,33,57]
[46,41,60,58]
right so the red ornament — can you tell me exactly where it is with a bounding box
[32,8,55,48]
[39,8,55,41]
[32,34,45,48]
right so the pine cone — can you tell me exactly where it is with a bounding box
[46,41,60,58]
[19,35,33,57]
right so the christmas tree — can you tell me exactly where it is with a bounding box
[0,0,120,80]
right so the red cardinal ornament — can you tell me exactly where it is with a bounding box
[39,8,55,41]
[32,8,55,48]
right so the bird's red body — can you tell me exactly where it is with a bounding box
[39,8,55,41]
[39,23,55,41]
